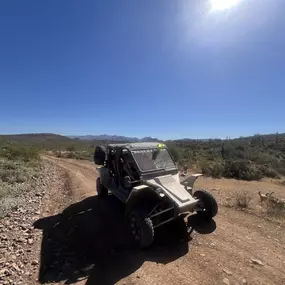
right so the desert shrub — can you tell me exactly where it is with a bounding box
[0,145,39,162]
[232,190,253,208]
[1,160,17,170]
[264,200,285,217]
[0,159,40,218]
[166,144,180,162]
[211,163,225,178]
[201,161,224,178]
[55,151,62,158]
[0,161,40,184]
[0,196,21,218]
[66,145,76,152]
[235,144,245,151]
[258,165,280,179]
[223,160,263,181]
[58,150,93,161]
[200,160,212,176]
[254,153,278,165]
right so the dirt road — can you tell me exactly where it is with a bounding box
[36,156,285,285]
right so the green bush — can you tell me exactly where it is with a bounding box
[200,161,213,177]
[258,165,280,179]
[223,160,263,181]
[0,158,41,217]
[0,145,39,162]
[201,160,264,181]
[211,163,224,178]
[166,144,180,162]
[200,161,224,178]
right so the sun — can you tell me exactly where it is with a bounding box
[211,0,241,11]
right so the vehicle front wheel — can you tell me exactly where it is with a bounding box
[193,190,218,219]
[129,208,154,249]
[96,177,108,197]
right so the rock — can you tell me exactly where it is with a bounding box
[20,224,29,230]
[223,278,230,285]
[0,268,10,277]
[27,238,34,245]
[1,234,8,241]
[34,210,40,215]
[210,243,216,247]
[242,278,247,285]
[136,275,140,279]
[200,254,206,257]
[15,237,25,243]
[18,262,24,269]
[31,260,38,265]
[11,263,21,272]
[251,258,264,266]
[223,268,233,275]
[7,255,17,262]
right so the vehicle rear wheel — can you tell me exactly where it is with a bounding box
[193,190,218,219]
[129,208,154,249]
[96,177,108,197]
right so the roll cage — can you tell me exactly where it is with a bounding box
[105,145,178,188]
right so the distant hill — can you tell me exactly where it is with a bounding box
[69,134,160,142]
[0,133,76,149]
[0,133,72,142]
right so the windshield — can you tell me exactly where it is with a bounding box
[131,148,176,172]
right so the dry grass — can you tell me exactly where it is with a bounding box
[263,200,285,217]
[0,158,41,217]
[230,190,254,209]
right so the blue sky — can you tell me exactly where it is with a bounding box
[0,0,284,140]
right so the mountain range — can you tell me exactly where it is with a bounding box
[69,134,160,142]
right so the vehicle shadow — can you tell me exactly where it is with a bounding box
[34,195,216,285]
[187,214,217,235]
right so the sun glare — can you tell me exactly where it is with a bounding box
[211,0,241,11]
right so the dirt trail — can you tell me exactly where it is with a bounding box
[37,156,285,285]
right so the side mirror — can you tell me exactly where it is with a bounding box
[123,176,132,189]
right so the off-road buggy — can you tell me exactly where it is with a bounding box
[94,142,218,249]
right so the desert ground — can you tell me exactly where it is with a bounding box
[1,156,284,285]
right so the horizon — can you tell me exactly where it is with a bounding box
[1,1,285,138]
[0,130,283,141]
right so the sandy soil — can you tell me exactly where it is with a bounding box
[35,156,285,285]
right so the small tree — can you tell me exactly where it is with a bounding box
[66,145,75,153]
